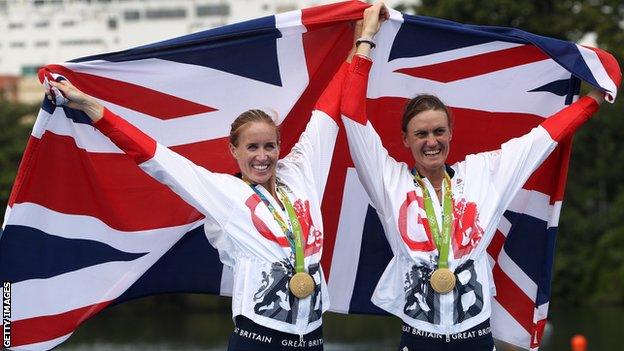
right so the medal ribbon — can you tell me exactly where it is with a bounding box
[248,184,305,274]
[278,188,305,274]
[413,170,453,269]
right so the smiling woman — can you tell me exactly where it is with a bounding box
[400,95,453,196]
[340,2,605,351]
[228,109,281,197]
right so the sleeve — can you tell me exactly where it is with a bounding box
[94,108,235,227]
[339,55,406,221]
[280,60,350,199]
[484,96,600,211]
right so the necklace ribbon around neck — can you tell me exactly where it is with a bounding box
[247,182,315,298]
[412,170,456,294]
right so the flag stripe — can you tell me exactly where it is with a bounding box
[1,224,147,282]
[395,45,549,83]
[39,107,239,170]
[44,64,217,119]
[10,333,74,351]
[300,1,367,32]
[497,247,538,300]
[327,169,370,313]
[505,190,555,224]
[490,298,531,347]
[577,45,620,100]
[5,203,200,251]
[502,211,557,285]
[7,135,43,208]
[10,254,177,321]
[113,225,225,303]
[487,230,506,259]
[589,46,621,89]
[10,301,111,347]
[12,132,202,231]
[318,129,350,278]
[492,264,535,333]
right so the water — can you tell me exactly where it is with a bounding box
[541,306,624,351]
[56,296,624,350]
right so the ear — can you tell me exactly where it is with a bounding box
[402,131,409,148]
[229,143,237,159]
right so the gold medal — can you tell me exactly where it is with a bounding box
[430,268,456,294]
[289,272,315,298]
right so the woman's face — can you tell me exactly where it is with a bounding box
[402,109,452,175]
[229,121,280,189]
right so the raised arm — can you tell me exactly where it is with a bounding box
[339,2,399,218]
[483,90,603,213]
[280,19,368,199]
[280,58,350,199]
[45,78,236,228]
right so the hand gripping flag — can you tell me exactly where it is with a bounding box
[0,1,620,350]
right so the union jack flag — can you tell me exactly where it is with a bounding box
[0,1,619,350]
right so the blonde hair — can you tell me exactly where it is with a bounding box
[229,109,280,146]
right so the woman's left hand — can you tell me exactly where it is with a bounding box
[46,79,104,122]
[587,89,605,105]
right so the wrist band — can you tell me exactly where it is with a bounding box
[355,37,376,49]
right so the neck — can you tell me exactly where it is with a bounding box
[415,165,446,188]
[244,175,278,198]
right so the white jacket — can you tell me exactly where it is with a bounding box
[340,55,599,336]
[92,62,350,335]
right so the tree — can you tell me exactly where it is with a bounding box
[0,99,38,222]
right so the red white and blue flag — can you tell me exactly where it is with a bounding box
[0,1,619,350]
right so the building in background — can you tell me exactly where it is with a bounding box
[0,0,402,103]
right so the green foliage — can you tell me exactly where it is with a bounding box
[0,99,38,221]
[404,0,624,306]
[557,97,624,305]
[409,0,584,40]
[574,0,624,64]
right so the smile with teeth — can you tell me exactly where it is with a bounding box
[423,149,441,156]
[252,164,270,171]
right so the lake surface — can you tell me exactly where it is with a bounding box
[56,295,623,350]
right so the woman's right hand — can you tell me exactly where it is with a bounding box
[356,1,389,58]
[46,79,104,122]
[362,1,389,39]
